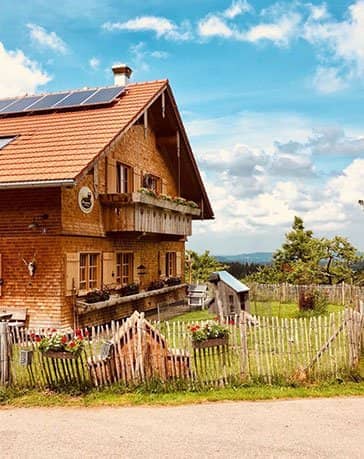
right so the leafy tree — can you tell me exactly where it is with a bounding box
[319,236,361,284]
[185,250,226,284]
[253,216,362,285]
[273,216,322,284]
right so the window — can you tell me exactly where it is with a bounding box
[165,252,177,277]
[116,252,134,285]
[0,136,15,150]
[116,162,132,193]
[143,173,161,193]
[79,253,100,290]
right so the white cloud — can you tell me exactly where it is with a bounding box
[244,12,301,46]
[150,50,169,59]
[276,126,364,157]
[27,24,67,54]
[311,66,347,93]
[328,158,364,205]
[0,42,51,97]
[103,16,191,41]
[223,0,252,19]
[303,1,364,90]
[198,16,234,39]
[89,57,100,70]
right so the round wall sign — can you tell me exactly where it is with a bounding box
[78,186,94,214]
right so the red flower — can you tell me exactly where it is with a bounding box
[69,341,76,348]
[30,333,35,340]
[61,335,67,344]
[51,328,57,333]
[75,328,81,336]
[35,335,41,342]
[194,325,200,330]
[229,319,235,325]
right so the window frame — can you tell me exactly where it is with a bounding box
[116,251,134,286]
[79,252,101,292]
[143,173,161,194]
[116,162,133,194]
[165,252,177,278]
[0,136,16,150]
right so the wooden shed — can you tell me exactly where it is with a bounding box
[208,271,250,316]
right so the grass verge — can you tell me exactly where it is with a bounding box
[1,381,363,408]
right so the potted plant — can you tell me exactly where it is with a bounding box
[84,289,110,304]
[189,321,229,349]
[165,277,181,286]
[147,280,165,291]
[38,328,87,359]
[119,283,140,297]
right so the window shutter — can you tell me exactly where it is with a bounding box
[176,251,182,277]
[65,253,79,296]
[0,254,2,297]
[161,179,167,195]
[159,251,166,278]
[133,168,141,192]
[133,251,140,284]
[107,157,117,193]
[103,252,115,287]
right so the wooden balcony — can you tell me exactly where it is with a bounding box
[101,192,200,236]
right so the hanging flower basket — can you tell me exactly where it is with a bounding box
[189,320,230,349]
[37,328,87,359]
[192,336,229,349]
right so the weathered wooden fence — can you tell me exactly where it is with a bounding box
[0,310,363,389]
[249,283,364,306]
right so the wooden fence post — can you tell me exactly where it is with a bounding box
[0,321,10,386]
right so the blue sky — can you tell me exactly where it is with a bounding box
[1,0,364,254]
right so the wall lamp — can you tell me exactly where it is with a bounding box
[28,214,49,234]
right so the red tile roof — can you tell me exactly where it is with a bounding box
[0,80,167,185]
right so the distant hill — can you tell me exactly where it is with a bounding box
[216,252,273,264]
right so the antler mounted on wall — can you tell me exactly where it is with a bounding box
[23,252,37,277]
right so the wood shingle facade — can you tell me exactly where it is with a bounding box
[0,68,213,328]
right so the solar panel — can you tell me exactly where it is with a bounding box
[0,86,124,116]
[54,89,96,108]
[2,96,42,114]
[82,86,124,105]
[0,98,17,112]
[29,92,70,111]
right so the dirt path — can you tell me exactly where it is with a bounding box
[1,397,363,458]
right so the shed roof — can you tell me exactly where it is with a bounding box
[209,271,250,293]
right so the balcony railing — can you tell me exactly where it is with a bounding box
[101,191,200,235]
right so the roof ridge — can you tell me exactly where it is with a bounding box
[127,79,168,87]
[0,80,168,102]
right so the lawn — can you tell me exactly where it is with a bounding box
[1,381,363,407]
[169,301,345,322]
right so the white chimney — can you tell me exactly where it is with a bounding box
[112,64,133,86]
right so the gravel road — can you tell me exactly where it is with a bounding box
[1,397,363,458]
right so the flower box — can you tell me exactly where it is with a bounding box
[42,350,79,360]
[192,337,228,349]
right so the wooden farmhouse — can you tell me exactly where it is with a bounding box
[208,271,250,316]
[0,65,213,328]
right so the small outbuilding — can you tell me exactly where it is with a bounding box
[208,271,250,316]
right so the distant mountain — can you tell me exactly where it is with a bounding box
[216,252,273,264]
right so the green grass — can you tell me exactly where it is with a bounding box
[250,301,344,318]
[1,381,363,407]
[166,302,344,323]
[169,310,214,322]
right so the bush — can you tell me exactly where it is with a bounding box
[298,288,328,317]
